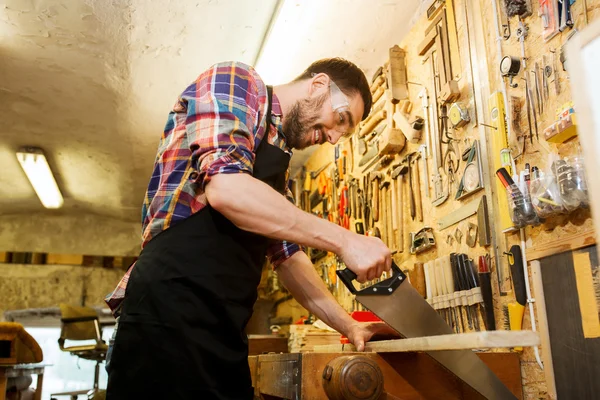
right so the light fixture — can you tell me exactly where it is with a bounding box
[16,147,64,209]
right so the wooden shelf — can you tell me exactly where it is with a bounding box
[527,229,596,261]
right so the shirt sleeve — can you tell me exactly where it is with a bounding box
[266,184,304,267]
[180,62,267,190]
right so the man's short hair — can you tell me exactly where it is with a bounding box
[295,58,372,121]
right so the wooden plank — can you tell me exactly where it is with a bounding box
[312,331,539,353]
[530,260,558,400]
[540,249,600,399]
[527,229,596,261]
[573,251,600,338]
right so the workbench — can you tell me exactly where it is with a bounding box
[249,351,521,399]
[248,331,539,399]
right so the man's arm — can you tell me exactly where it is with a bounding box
[275,251,398,351]
[206,173,390,282]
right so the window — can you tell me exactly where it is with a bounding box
[25,326,113,399]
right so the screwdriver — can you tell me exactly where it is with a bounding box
[464,257,482,331]
[450,253,466,332]
[435,257,453,328]
[441,255,459,333]
[425,260,442,322]
[456,254,474,330]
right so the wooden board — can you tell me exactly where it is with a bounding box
[540,247,600,399]
[313,330,539,353]
[527,229,596,261]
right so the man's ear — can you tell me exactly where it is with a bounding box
[308,73,330,96]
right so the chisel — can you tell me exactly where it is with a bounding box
[478,254,497,331]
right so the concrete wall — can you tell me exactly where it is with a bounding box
[0,263,124,318]
[0,213,141,256]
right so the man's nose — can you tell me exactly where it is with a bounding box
[325,128,342,144]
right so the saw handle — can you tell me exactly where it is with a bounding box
[337,261,403,294]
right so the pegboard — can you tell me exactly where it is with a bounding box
[295,0,599,398]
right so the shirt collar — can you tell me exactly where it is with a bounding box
[271,91,283,117]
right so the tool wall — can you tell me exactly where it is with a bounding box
[291,0,600,398]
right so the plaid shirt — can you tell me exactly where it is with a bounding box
[106,62,301,313]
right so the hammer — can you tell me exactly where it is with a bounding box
[391,163,409,253]
[379,180,390,247]
[370,172,383,222]
[403,152,418,221]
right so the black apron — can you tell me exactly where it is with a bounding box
[106,87,289,400]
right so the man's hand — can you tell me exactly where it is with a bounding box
[340,234,392,283]
[345,322,401,352]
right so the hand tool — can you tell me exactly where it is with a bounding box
[466,222,478,247]
[542,55,550,101]
[434,257,451,326]
[552,48,560,95]
[412,153,424,222]
[441,255,459,332]
[500,55,521,88]
[507,244,526,351]
[558,0,573,32]
[386,180,393,249]
[503,0,532,17]
[355,190,365,234]
[404,153,417,221]
[534,62,544,114]
[370,74,386,94]
[427,56,448,207]
[358,109,387,138]
[455,140,484,200]
[389,168,398,250]
[338,186,350,229]
[409,227,436,254]
[371,66,384,84]
[381,105,408,154]
[437,195,480,230]
[532,69,542,116]
[379,180,390,247]
[358,140,379,168]
[387,45,409,103]
[418,88,432,158]
[391,163,408,253]
[418,144,430,199]
[454,253,472,330]
[370,172,382,222]
[464,256,483,331]
[524,76,534,145]
[372,85,385,105]
[450,254,466,332]
[478,255,496,331]
[349,178,357,220]
[362,154,394,174]
[525,73,539,141]
[392,109,421,143]
[337,262,518,399]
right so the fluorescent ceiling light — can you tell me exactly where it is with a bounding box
[16,147,64,209]
[254,0,314,85]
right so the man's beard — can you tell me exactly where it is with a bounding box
[282,92,328,149]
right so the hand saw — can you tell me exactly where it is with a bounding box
[337,262,517,399]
